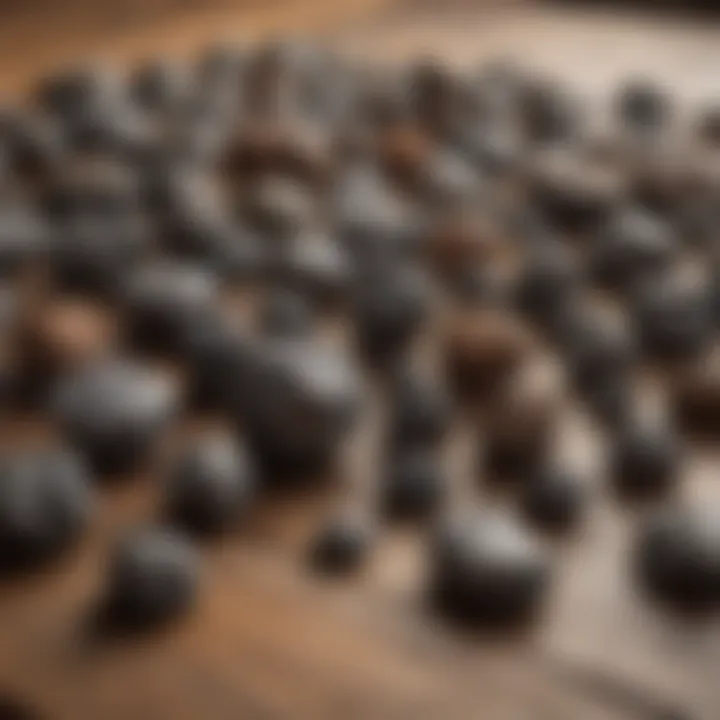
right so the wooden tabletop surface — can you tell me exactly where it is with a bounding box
[0,3,719,719]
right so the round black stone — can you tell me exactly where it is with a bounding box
[518,78,580,144]
[164,433,255,536]
[483,434,549,483]
[632,278,714,362]
[100,526,199,631]
[52,359,179,477]
[242,339,360,476]
[610,420,682,501]
[590,208,676,295]
[34,66,122,122]
[0,448,92,573]
[634,503,720,613]
[582,371,635,430]
[616,79,671,132]
[521,462,585,534]
[430,511,550,627]
[388,368,451,449]
[309,516,370,575]
[121,261,219,356]
[407,59,468,139]
[382,449,445,521]
[353,264,431,363]
[560,309,636,396]
[514,244,581,333]
[183,311,259,412]
[528,154,619,234]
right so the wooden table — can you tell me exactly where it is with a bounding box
[0,3,719,718]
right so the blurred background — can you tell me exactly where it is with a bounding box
[0,2,718,720]
[0,0,718,97]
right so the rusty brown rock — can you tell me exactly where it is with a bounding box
[19,298,116,377]
[485,358,564,440]
[481,358,563,479]
[224,120,332,186]
[672,359,720,439]
[444,309,534,401]
[377,122,434,188]
[426,206,503,278]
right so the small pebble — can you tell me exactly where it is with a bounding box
[634,503,720,612]
[590,207,676,295]
[0,448,92,572]
[164,433,255,536]
[518,77,581,144]
[527,150,622,233]
[309,515,371,575]
[521,462,586,534]
[561,308,636,397]
[609,420,682,501]
[353,264,431,364]
[616,79,671,132]
[100,526,199,631]
[430,510,551,627]
[382,448,445,521]
[514,243,581,333]
[122,261,219,356]
[242,339,360,476]
[52,359,179,476]
[632,277,714,362]
[388,367,451,449]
